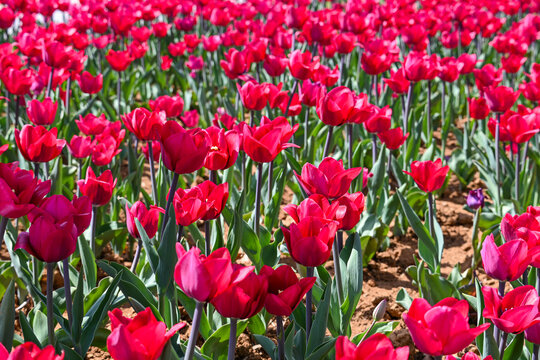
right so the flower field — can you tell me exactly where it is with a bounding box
[1,0,540,359]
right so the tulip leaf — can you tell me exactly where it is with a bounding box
[18,311,41,347]
[78,236,97,293]
[135,218,159,274]
[502,333,524,360]
[370,144,387,196]
[238,217,262,270]
[156,206,178,295]
[72,268,85,345]
[253,335,276,360]
[226,192,245,260]
[306,281,332,355]
[247,313,266,335]
[396,288,413,310]
[305,338,337,360]
[0,280,15,351]
[200,320,248,360]
[397,190,439,271]
[176,291,211,340]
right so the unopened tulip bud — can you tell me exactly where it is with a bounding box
[373,299,387,321]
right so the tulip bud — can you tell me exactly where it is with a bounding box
[373,299,387,321]
[467,189,485,210]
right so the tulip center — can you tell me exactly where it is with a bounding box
[210,146,219,151]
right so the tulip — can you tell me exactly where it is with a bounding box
[77,71,103,94]
[363,105,392,134]
[480,234,532,282]
[482,285,540,334]
[403,297,489,356]
[204,126,240,171]
[121,108,165,141]
[237,81,269,111]
[484,86,519,114]
[384,68,410,95]
[105,50,134,72]
[77,168,117,207]
[457,53,478,74]
[107,308,185,360]
[26,98,57,125]
[467,189,485,210]
[288,50,315,80]
[468,98,490,120]
[0,342,64,360]
[42,41,71,69]
[180,110,200,128]
[295,157,363,199]
[403,159,449,193]
[448,353,493,360]
[378,127,409,150]
[91,136,122,167]
[76,113,110,135]
[0,67,34,97]
[15,125,66,163]
[158,121,210,175]
[125,201,163,240]
[335,334,409,360]
[263,54,288,77]
[332,192,365,231]
[220,48,249,79]
[242,119,298,163]
[149,95,184,118]
[316,86,366,127]
[67,135,94,159]
[473,64,503,91]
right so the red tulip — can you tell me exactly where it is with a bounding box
[438,57,461,83]
[519,82,540,103]
[0,8,15,30]
[260,265,316,317]
[473,64,503,91]
[106,50,134,72]
[505,114,539,144]
[468,98,490,120]
[161,55,172,71]
[361,39,398,76]
[26,98,57,126]
[107,308,185,360]
[42,41,71,69]
[204,126,240,170]
[237,81,269,111]
[211,265,268,319]
[0,68,34,96]
[480,234,533,282]
[77,71,103,94]
[263,54,288,77]
[15,125,66,163]
[158,121,210,174]
[316,86,368,127]
[220,48,249,79]
[282,216,338,267]
[288,50,315,81]
[242,118,298,163]
[384,68,410,95]
[76,113,110,135]
[335,334,409,360]
[403,297,489,356]
[122,108,165,141]
[91,136,122,167]
[403,159,449,193]
[180,110,199,128]
[294,157,363,199]
[482,285,540,334]
[332,192,365,231]
[174,245,234,303]
[457,53,478,74]
[378,127,409,149]
[125,201,164,239]
[77,168,117,207]
[299,80,326,107]
[0,162,51,219]
[142,141,161,162]
[484,86,519,113]
[363,106,392,133]
[335,32,356,54]
[149,95,184,118]
[502,54,527,74]
[0,144,8,156]
[0,342,64,360]
[448,352,493,360]
[152,22,170,38]
[403,52,439,82]
[173,181,229,226]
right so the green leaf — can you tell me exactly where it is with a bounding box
[247,313,266,335]
[0,281,14,350]
[253,335,276,360]
[397,190,439,271]
[135,218,159,274]
[72,268,85,344]
[503,333,524,360]
[306,282,332,355]
[200,320,248,360]
[351,321,400,343]
[305,339,336,360]
[78,237,97,293]
[19,312,41,346]
[156,206,178,294]
[396,288,413,310]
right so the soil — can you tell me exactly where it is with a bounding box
[1,154,484,360]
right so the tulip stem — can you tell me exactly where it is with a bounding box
[470,207,482,280]
[65,77,71,120]
[306,266,314,344]
[148,141,159,205]
[0,217,7,248]
[14,96,20,127]
[304,108,310,151]
[185,301,203,360]
[254,162,263,237]
[205,221,211,256]
[515,143,521,208]
[62,258,74,331]
[499,331,508,360]
[46,262,55,345]
[227,318,237,360]
[46,68,54,98]
[276,316,285,360]
[371,134,377,163]
[427,80,432,144]
[90,205,97,256]
[116,72,121,118]
[160,173,180,243]
[268,161,274,203]
[332,239,344,305]
[323,126,333,157]
[130,239,142,273]
[495,112,501,214]
[427,192,435,240]
[337,229,344,254]
[177,225,184,243]
[284,80,298,118]
[347,124,353,168]
[533,344,539,360]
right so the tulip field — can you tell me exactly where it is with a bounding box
[4,0,540,359]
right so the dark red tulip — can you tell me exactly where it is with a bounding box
[122,108,165,141]
[77,71,103,94]
[174,245,233,302]
[0,162,51,219]
[484,86,519,113]
[403,159,449,193]
[42,40,71,69]
[125,201,164,239]
[482,285,540,334]
[158,121,210,174]
[468,98,490,120]
[76,113,110,135]
[282,215,338,267]
[106,50,134,72]
[260,265,316,317]
[295,157,363,199]
[107,308,185,360]
[211,265,268,319]
[204,126,240,170]
[26,98,57,126]
[149,95,184,118]
[378,127,409,149]
[77,168,117,207]
[15,125,66,163]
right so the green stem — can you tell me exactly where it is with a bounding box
[428,193,435,240]
[495,112,501,214]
